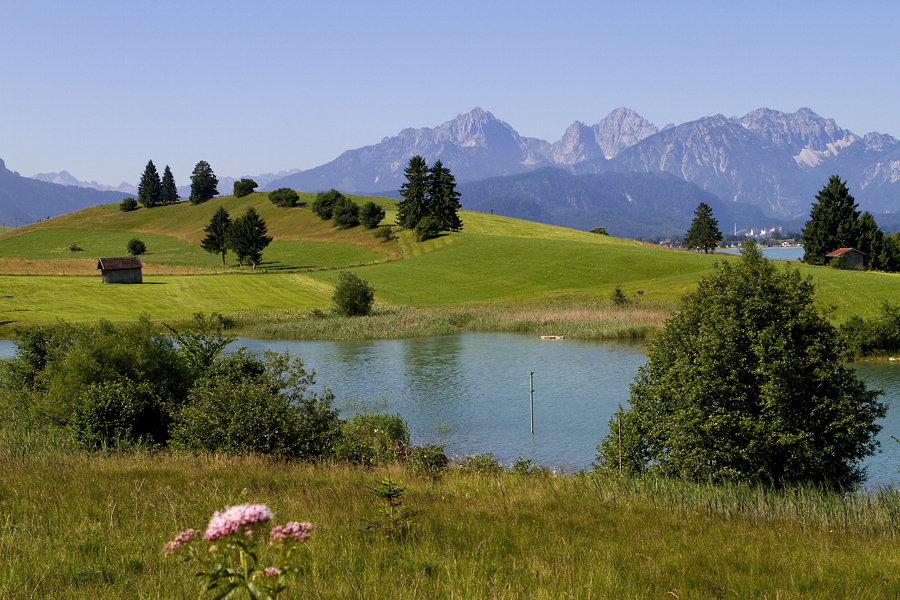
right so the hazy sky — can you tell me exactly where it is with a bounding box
[2,0,898,187]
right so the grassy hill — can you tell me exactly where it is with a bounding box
[0,191,897,331]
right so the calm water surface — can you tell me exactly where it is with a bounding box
[718,246,805,261]
[2,335,898,488]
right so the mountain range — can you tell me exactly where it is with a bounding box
[265,107,900,222]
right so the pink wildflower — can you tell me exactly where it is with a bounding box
[204,504,274,541]
[270,521,313,546]
[264,567,281,577]
[163,528,198,555]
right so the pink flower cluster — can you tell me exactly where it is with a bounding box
[269,521,313,545]
[162,528,198,555]
[204,504,274,541]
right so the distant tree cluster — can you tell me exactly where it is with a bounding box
[137,160,180,208]
[200,206,272,269]
[802,175,899,271]
[189,161,218,205]
[233,178,258,198]
[396,156,462,238]
[269,187,299,207]
[312,188,385,230]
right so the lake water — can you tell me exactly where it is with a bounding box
[2,334,899,488]
[718,246,805,261]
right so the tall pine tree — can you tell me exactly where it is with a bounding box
[160,165,179,205]
[189,160,218,205]
[200,207,232,265]
[683,202,721,253]
[138,160,161,208]
[802,175,861,265]
[428,160,463,232]
[396,155,429,230]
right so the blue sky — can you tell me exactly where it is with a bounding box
[2,0,898,187]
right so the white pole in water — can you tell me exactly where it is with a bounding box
[530,372,535,435]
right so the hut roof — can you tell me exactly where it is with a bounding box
[825,248,865,258]
[97,257,143,270]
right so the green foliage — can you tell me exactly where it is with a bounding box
[126,238,146,255]
[269,187,300,207]
[119,197,138,212]
[414,216,441,242]
[429,159,463,231]
[332,271,375,317]
[362,477,420,539]
[802,175,861,266]
[610,285,628,306]
[509,457,551,477]
[841,302,900,356]
[312,188,343,220]
[164,312,236,375]
[331,195,360,228]
[457,452,502,475]
[233,178,258,198]
[226,206,272,269]
[160,165,179,205]
[360,201,386,229]
[683,202,722,253]
[69,379,166,450]
[189,160,218,205]
[596,240,886,489]
[407,443,449,477]
[590,227,607,235]
[396,155,429,230]
[68,242,82,252]
[137,160,161,208]
[373,225,393,241]
[333,412,409,465]
[200,207,232,266]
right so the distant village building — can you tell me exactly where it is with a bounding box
[825,248,865,271]
[97,257,143,283]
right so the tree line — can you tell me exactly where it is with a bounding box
[128,160,220,209]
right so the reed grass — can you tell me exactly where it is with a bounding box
[225,299,676,340]
[2,446,900,599]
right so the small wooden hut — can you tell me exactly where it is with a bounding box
[97,257,143,283]
[825,248,865,271]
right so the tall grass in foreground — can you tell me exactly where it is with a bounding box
[227,299,677,340]
[3,447,900,599]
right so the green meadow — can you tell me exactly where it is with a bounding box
[0,191,898,333]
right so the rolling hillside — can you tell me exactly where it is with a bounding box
[0,191,897,328]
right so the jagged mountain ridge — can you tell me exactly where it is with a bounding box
[267,106,900,219]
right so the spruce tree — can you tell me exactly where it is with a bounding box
[428,160,463,232]
[226,207,272,269]
[802,176,861,265]
[200,207,232,266]
[683,202,722,253]
[160,165,179,205]
[396,155,429,230]
[189,160,218,205]
[138,160,162,208]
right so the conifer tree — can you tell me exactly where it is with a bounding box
[138,160,162,208]
[200,207,232,265]
[160,165,179,205]
[683,202,721,253]
[802,175,861,265]
[226,207,272,269]
[396,155,429,230]
[428,160,463,232]
[189,160,218,205]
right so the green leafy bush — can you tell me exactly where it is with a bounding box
[374,226,393,242]
[331,196,360,228]
[360,201,386,229]
[332,271,375,317]
[119,197,138,212]
[407,443,449,477]
[126,238,146,255]
[69,379,166,450]
[415,216,441,242]
[233,178,258,198]
[457,453,502,475]
[312,188,343,220]
[269,187,299,207]
[334,412,409,465]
